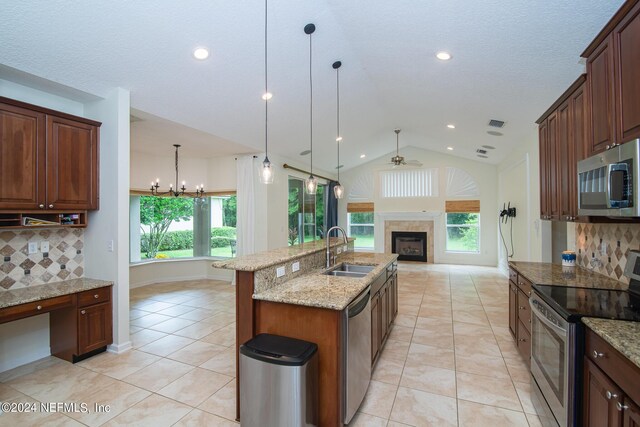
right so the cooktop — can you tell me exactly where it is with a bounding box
[533,283,640,322]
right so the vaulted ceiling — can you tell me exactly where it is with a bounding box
[0,0,624,170]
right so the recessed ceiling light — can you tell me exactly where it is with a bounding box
[447,146,454,151]
[300,150,311,156]
[477,154,488,158]
[262,92,273,100]
[360,154,366,158]
[193,47,209,60]
[487,131,503,136]
[447,124,456,129]
[336,136,343,142]
[482,145,496,150]
[436,51,452,61]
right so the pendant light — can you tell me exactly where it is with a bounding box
[304,23,318,195]
[260,0,274,184]
[332,60,344,199]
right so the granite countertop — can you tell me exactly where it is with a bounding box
[0,278,113,309]
[582,317,640,370]
[212,237,355,272]
[254,252,398,311]
[509,261,627,290]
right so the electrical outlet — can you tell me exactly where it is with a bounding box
[337,247,342,254]
[276,266,285,278]
[107,240,114,252]
[292,262,300,272]
[41,241,49,253]
[28,242,38,254]
[343,245,347,252]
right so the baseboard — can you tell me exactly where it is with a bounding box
[0,347,51,373]
[130,274,208,289]
[107,341,132,354]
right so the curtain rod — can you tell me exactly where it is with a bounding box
[283,163,334,182]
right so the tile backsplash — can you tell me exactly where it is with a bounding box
[575,222,640,283]
[0,228,84,290]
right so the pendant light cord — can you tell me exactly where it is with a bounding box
[309,31,313,177]
[336,66,340,182]
[264,0,268,159]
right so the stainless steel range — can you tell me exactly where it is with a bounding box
[530,252,640,427]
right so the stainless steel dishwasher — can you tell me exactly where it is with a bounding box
[343,286,371,424]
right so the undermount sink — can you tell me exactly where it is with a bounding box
[323,263,375,278]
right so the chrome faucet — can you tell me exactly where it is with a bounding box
[326,226,348,268]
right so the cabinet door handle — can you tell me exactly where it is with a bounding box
[606,144,611,150]
[518,338,527,342]
[39,204,45,209]
[606,391,618,400]
[616,401,628,412]
[593,350,604,358]
[48,204,54,209]
[81,310,86,315]
[519,306,526,310]
[94,294,99,299]
[36,305,42,310]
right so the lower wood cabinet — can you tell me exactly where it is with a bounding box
[371,266,398,365]
[583,327,640,427]
[508,281,518,338]
[508,266,532,365]
[78,302,113,355]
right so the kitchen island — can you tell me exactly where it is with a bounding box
[213,240,398,426]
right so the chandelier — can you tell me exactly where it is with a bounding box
[150,144,205,198]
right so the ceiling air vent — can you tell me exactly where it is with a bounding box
[488,119,505,128]
[476,148,488,155]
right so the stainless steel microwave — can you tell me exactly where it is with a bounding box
[577,139,639,217]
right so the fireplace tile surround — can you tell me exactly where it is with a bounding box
[378,213,436,263]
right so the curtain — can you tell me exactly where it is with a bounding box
[326,181,339,237]
[236,156,256,258]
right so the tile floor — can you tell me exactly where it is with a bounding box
[0,262,541,426]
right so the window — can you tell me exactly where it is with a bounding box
[287,177,326,245]
[130,195,237,262]
[380,168,438,198]
[445,213,480,253]
[348,212,374,250]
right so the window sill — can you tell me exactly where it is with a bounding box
[444,250,481,255]
[130,256,233,267]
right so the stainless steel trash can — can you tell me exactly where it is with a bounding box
[240,334,318,427]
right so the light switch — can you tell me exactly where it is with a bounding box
[28,242,38,254]
[41,241,49,253]
[276,266,285,278]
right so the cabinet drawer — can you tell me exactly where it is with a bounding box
[517,275,532,297]
[509,268,518,283]
[0,294,74,324]
[77,286,111,308]
[517,290,531,333]
[517,320,531,365]
[586,328,640,405]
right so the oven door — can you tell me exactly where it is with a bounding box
[530,295,572,427]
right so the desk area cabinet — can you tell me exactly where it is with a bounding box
[0,281,113,363]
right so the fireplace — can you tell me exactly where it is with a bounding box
[392,231,428,262]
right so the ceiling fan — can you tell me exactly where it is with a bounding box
[388,128,422,167]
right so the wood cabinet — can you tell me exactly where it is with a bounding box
[583,326,640,427]
[582,0,640,154]
[584,358,622,427]
[0,97,100,212]
[371,264,398,366]
[587,34,617,155]
[507,266,532,365]
[0,285,113,363]
[537,76,587,222]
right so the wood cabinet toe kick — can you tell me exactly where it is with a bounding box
[0,285,113,363]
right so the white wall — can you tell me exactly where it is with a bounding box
[497,128,549,273]
[84,88,132,354]
[339,146,499,266]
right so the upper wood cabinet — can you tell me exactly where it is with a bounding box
[537,76,586,222]
[583,0,640,154]
[0,97,100,211]
[613,1,640,143]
